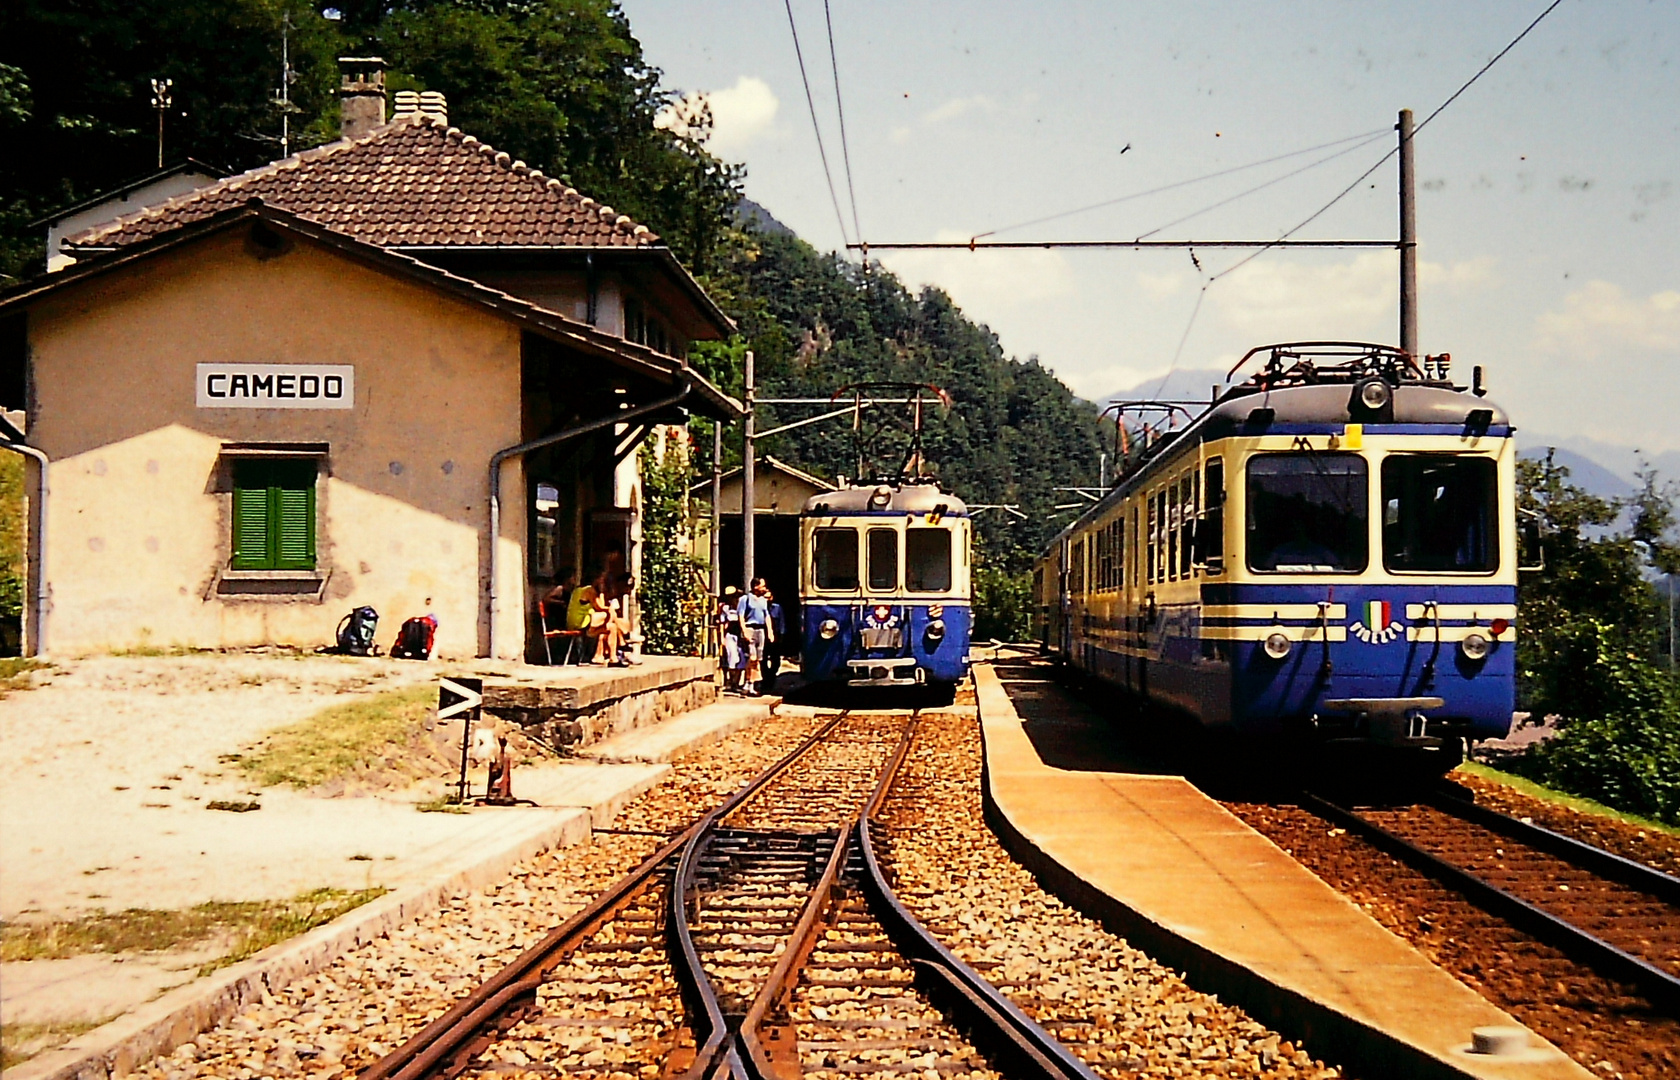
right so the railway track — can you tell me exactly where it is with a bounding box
[1304,790,1680,1016]
[359,710,1095,1080]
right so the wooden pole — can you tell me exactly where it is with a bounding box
[1398,108,1418,358]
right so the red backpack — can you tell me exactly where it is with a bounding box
[391,615,437,660]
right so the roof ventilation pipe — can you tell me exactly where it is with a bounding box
[486,383,690,659]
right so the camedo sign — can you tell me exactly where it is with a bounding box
[196,364,354,409]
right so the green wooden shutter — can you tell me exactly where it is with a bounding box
[274,461,316,569]
[232,463,273,569]
[231,460,316,569]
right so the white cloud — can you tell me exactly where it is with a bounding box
[1534,281,1680,353]
[876,229,1076,317]
[707,76,780,155]
[1210,252,1496,342]
[655,77,780,157]
[923,95,994,125]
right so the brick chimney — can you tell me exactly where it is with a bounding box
[338,57,386,141]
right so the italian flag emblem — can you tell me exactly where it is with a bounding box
[1365,600,1391,628]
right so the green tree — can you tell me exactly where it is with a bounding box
[1510,453,1680,822]
[0,0,742,281]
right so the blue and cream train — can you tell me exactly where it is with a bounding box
[800,482,972,688]
[1034,342,1525,764]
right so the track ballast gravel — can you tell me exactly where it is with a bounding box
[1224,800,1680,1080]
[133,708,828,1080]
[881,710,1346,1080]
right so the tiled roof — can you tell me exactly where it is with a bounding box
[63,115,658,252]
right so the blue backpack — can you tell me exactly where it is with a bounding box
[336,606,380,656]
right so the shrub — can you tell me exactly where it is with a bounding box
[973,562,1032,643]
[1511,618,1680,824]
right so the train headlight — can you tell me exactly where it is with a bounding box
[925,618,947,641]
[1460,632,1491,661]
[1263,632,1292,660]
[819,619,840,640]
[1357,378,1391,411]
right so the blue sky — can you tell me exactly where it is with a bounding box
[624,0,1678,457]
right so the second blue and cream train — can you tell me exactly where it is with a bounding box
[1034,342,1524,762]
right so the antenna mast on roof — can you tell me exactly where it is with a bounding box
[274,14,298,158]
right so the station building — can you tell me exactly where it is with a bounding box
[0,67,739,659]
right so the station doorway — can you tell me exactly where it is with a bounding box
[720,515,803,657]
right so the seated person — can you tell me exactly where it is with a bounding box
[543,567,578,630]
[581,567,626,665]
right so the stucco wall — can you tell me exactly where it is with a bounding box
[28,227,528,657]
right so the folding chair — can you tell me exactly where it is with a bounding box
[538,598,586,665]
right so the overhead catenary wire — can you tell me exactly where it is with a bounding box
[1133,131,1391,242]
[1152,0,1570,394]
[783,0,854,252]
[971,127,1391,241]
[1208,0,1568,286]
[823,0,864,249]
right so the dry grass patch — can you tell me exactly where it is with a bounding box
[233,683,445,790]
[0,656,49,697]
[0,887,386,974]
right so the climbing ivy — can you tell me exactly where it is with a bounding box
[638,428,705,656]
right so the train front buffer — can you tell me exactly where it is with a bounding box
[803,601,970,686]
[1211,584,1516,746]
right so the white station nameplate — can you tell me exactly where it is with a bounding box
[196,364,355,409]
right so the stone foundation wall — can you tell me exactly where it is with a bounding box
[486,675,717,754]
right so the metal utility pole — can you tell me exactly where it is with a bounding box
[741,350,756,588]
[709,422,722,597]
[150,78,173,169]
[1398,107,1418,359]
[279,14,293,157]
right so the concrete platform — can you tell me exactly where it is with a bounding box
[975,661,1591,1080]
[579,697,780,764]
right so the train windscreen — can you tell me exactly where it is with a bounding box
[868,528,899,590]
[906,528,953,591]
[1246,453,1368,573]
[1382,455,1498,572]
[813,528,859,590]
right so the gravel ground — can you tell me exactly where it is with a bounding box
[882,711,1347,1080]
[1224,800,1680,1080]
[130,708,827,1080]
[1453,771,1680,878]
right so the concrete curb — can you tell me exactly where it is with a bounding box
[6,806,591,1080]
[972,662,1588,1080]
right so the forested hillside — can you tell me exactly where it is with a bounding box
[726,229,1106,570]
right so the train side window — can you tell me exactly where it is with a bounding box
[1381,455,1498,572]
[1181,473,1198,578]
[867,528,899,591]
[813,528,859,590]
[907,528,952,592]
[1146,493,1158,584]
[1197,458,1225,570]
[1168,478,1182,582]
[1246,452,1368,573]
